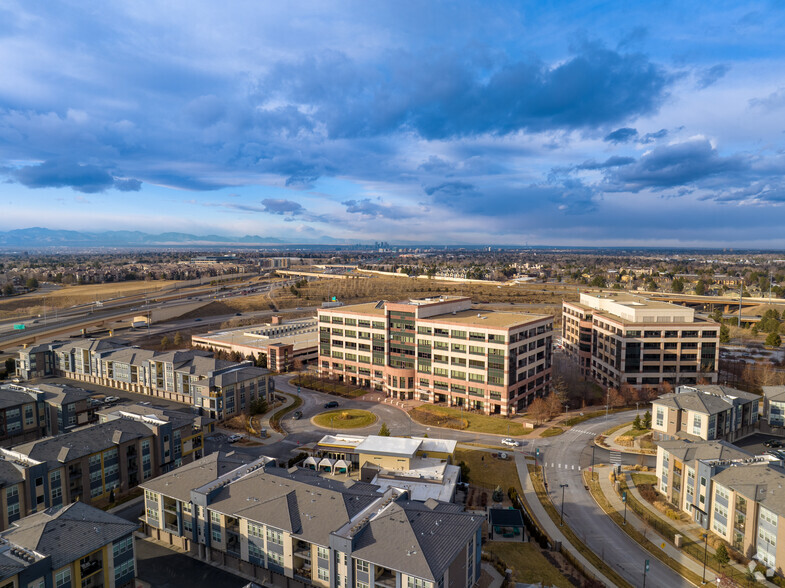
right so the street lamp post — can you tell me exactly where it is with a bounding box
[590,443,596,481]
[702,533,708,583]
[559,483,569,526]
[622,491,627,525]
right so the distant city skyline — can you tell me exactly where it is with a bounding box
[1,2,784,247]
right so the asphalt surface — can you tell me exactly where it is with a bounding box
[135,539,248,588]
[539,412,688,588]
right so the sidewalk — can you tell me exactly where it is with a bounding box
[596,467,778,587]
[598,423,657,455]
[514,453,616,587]
[214,392,296,446]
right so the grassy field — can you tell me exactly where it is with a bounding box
[263,275,578,313]
[454,448,522,494]
[562,407,631,427]
[540,427,564,437]
[409,405,530,436]
[312,409,377,429]
[483,543,573,588]
[0,280,180,319]
[290,375,369,398]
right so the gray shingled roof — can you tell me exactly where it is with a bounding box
[0,461,25,488]
[209,467,380,546]
[352,499,481,581]
[0,387,35,410]
[763,386,785,403]
[140,452,251,502]
[656,439,754,463]
[712,463,785,517]
[1,502,137,569]
[36,383,95,406]
[13,419,153,467]
[655,392,732,415]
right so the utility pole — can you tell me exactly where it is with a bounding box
[590,444,596,481]
[738,281,743,327]
[559,483,568,526]
[643,559,649,588]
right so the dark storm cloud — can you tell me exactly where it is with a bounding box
[603,127,638,143]
[12,160,142,193]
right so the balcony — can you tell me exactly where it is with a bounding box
[375,567,397,588]
[80,557,103,579]
[293,541,312,561]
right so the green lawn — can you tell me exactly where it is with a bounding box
[630,473,657,486]
[540,426,564,437]
[624,427,652,438]
[313,409,377,429]
[409,405,529,436]
[484,543,573,588]
[563,407,631,427]
[454,448,522,494]
[291,375,368,398]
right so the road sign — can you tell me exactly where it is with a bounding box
[297,386,301,394]
[645,559,650,572]
[535,447,540,457]
[12,324,25,330]
[622,491,627,503]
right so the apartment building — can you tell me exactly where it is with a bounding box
[762,387,785,435]
[0,382,105,447]
[0,402,208,530]
[141,454,483,588]
[710,463,785,569]
[655,439,758,527]
[0,501,137,588]
[17,338,273,422]
[562,292,720,389]
[318,296,553,415]
[652,385,760,443]
[192,316,318,372]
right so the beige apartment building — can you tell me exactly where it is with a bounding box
[562,292,720,390]
[142,453,483,588]
[318,296,553,415]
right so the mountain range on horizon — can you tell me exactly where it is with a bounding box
[0,227,347,248]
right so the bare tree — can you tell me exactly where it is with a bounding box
[528,397,550,425]
[546,393,563,418]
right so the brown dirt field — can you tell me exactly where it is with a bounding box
[0,280,180,320]
[263,276,578,311]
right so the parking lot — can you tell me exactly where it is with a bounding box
[733,432,785,456]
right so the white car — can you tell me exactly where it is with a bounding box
[104,396,119,403]
[227,434,244,443]
[501,438,520,447]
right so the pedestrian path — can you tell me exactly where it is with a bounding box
[514,453,616,587]
[609,451,622,465]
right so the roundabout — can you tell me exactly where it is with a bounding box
[312,409,378,430]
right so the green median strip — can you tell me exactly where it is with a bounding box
[269,392,302,433]
[527,464,633,588]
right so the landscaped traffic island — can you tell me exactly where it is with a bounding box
[313,409,378,429]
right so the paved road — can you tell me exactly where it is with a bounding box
[539,412,688,588]
[135,539,248,588]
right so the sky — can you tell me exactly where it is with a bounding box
[1,1,785,247]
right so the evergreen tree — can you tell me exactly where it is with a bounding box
[643,410,652,429]
[378,422,391,436]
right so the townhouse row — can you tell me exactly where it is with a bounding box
[142,453,483,588]
[17,338,273,422]
[0,401,211,531]
[318,296,553,416]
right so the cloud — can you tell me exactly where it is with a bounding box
[423,181,477,198]
[261,198,304,215]
[11,160,141,193]
[604,127,638,143]
[342,198,416,219]
[266,41,671,139]
[575,156,636,170]
[640,129,668,143]
[604,138,749,192]
[114,178,142,192]
[696,64,730,89]
[750,88,785,111]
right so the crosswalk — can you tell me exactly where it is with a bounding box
[541,462,581,470]
[572,429,597,437]
[609,450,622,465]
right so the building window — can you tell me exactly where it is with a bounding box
[317,546,330,559]
[693,414,702,436]
[656,408,664,427]
[113,536,133,558]
[356,559,369,574]
[55,568,71,588]
[408,578,430,588]
[318,568,330,582]
[267,527,283,545]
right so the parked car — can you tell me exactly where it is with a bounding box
[227,434,243,443]
[765,439,785,448]
[292,410,303,420]
[324,401,339,409]
[104,396,119,403]
[501,438,520,447]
